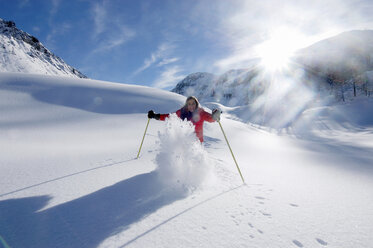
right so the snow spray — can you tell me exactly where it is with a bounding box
[155,114,214,192]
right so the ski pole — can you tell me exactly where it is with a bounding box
[137,118,150,159]
[218,120,245,184]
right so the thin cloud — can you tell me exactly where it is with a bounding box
[214,49,257,71]
[43,0,63,48]
[18,0,30,8]
[32,26,41,34]
[133,42,177,75]
[50,0,60,17]
[157,57,180,67]
[46,0,61,27]
[46,22,72,50]
[133,55,157,76]
[92,26,136,53]
[89,1,136,53]
[92,2,107,38]
[152,66,185,89]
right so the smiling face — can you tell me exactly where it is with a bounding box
[187,99,197,112]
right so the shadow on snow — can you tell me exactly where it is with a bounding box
[0,158,136,198]
[31,86,165,115]
[3,80,181,115]
[0,171,185,248]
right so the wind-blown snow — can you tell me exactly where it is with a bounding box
[155,114,214,191]
[0,72,372,248]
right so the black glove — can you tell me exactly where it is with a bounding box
[148,110,160,120]
[212,109,221,121]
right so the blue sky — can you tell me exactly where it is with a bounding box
[1,0,373,89]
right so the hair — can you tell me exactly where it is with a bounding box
[184,96,199,109]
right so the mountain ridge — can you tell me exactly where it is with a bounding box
[0,18,86,78]
[172,30,373,107]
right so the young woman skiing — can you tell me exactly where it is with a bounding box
[147,96,221,142]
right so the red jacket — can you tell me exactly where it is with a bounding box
[159,107,215,142]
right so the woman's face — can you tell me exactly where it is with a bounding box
[187,99,197,112]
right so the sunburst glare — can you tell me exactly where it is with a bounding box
[256,28,309,72]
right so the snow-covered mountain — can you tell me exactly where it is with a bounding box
[171,72,217,98]
[1,72,372,248]
[172,30,373,127]
[0,18,86,78]
[173,30,373,103]
[172,68,261,106]
[295,30,373,77]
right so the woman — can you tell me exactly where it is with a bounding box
[148,96,221,142]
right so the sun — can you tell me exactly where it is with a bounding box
[255,28,308,72]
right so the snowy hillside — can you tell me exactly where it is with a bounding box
[295,30,373,75]
[0,18,86,78]
[172,30,373,128]
[171,72,217,99]
[1,72,372,248]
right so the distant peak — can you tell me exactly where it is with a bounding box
[0,18,87,78]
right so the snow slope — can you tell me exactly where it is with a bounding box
[1,72,373,248]
[0,19,86,78]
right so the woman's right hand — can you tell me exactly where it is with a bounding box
[148,110,160,120]
[148,110,155,119]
